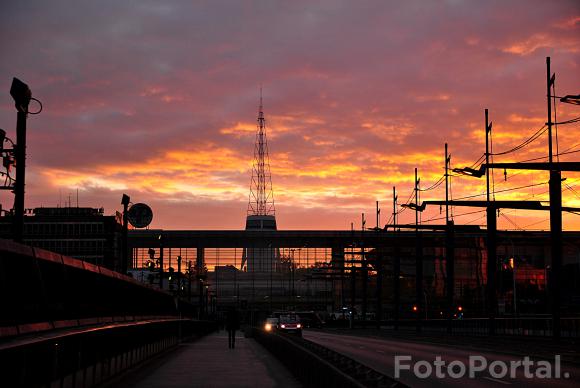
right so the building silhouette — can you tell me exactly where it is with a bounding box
[0,206,123,270]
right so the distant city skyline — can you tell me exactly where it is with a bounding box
[1,1,579,230]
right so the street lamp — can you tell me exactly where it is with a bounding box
[9,78,34,242]
[452,166,485,178]
[10,78,31,113]
[560,94,580,105]
[400,202,428,213]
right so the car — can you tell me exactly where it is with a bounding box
[278,314,302,336]
[264,317,279,332]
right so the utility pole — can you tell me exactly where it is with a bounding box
[547,56,562,338]
[375,200,382,329]
[197,247,204,319]
[445,143,455,334]
[339,247,346,318]
[292,249,295,298]
[361,213,367,323]
[187,260,192,302]
[13,109,27,243]
[485,109,497,335]
[415,168,423,332]
[270,245,273,313]
[393,186,400,330]
[159,234,164,289]
[350,222,356,329]
[439,57,577,338]
[376,249,383,329]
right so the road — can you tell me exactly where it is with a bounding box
[303,330,580,387]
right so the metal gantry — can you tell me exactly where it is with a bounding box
[398,56,580,338]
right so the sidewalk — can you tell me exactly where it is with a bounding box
[116,331,301,388]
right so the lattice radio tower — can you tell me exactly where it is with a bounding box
[247,89,275,216]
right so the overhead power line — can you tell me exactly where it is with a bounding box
[491,125,547,156]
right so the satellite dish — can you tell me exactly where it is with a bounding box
[127,203,153,228]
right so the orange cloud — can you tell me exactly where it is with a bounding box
[502,33,579,55]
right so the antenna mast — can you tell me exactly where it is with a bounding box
[247,88,275,216]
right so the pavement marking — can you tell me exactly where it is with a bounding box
[482,376,511,385]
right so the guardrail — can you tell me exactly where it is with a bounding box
[326,317,580,338]
[0,318,218,387]
[250,327,407,388]
[378,317,580,338]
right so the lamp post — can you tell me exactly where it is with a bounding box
[445,143,455,334]
[10,78,32,243]
[177,255,182,297]
[121,194,130,274]
[485,110,497,335]
[288,248,297,300]
[392,186,400,330]
[414,167,423,332]
[187,260,192,302]
[361,213,367,323]
[158,234,164,289]
[511,257,517,317]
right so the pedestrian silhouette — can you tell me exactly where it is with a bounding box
[225,307,240,349]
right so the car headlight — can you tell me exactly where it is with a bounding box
[281,324,286,328]
[265,323,272,331]
[297,324,301,328]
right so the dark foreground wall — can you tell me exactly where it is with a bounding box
[0,239,218,387]
[0,238,196,336]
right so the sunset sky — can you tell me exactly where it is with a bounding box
[1,0,579,231]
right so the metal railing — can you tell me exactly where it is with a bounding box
[0,318,217,387]
[351,317,580,338]
[250,327,407,387]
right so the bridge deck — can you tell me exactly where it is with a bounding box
[128,229,580,249]
[113,331,300,388]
